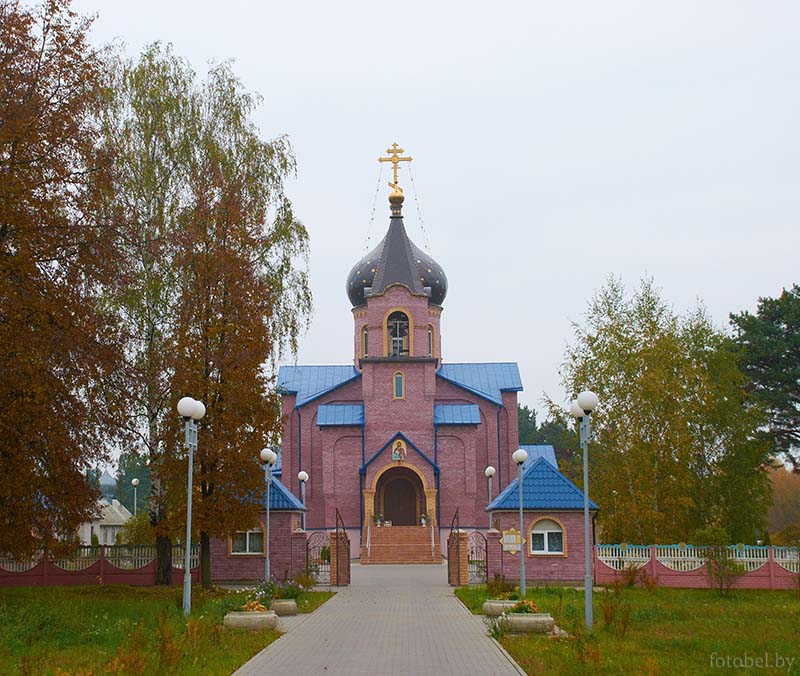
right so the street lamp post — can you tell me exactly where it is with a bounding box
[484,466,496,529]
[131,478,139,516]
[571,390,599,631]
[177,396,206,617]
[259,449,278,582]
[511,448,528,597]
[298,471,309,530]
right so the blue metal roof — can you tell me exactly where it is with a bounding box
[434,404,481,425]
[520,444,558,470]
[277,365,360,408]
[262,476,305,511]
[317,404,365,426]
[487,456,598,511]
[436,363,523,405]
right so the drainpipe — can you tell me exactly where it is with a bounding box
[496,406,503,487]
[297,408,302,496]
[360,425,365,546]
[359,472,364,548]
[436,470,441,549]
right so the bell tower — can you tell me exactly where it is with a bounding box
[345,144,448,367]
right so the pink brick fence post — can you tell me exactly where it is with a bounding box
[330,531,351,586]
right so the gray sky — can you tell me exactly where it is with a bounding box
[75,0,800,416]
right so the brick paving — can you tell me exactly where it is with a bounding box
[233,563,525,676]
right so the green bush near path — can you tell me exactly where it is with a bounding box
[455,585,800,675]
[0,585,333,676]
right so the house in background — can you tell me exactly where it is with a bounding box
[78,498,133,546]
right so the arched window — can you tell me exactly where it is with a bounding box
[362,325,369,358]
[530,518,564,555]
[427,326,434,358]
[393,371,405,400]
[387,311,410,357]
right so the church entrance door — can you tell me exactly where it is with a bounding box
[377,467,422,526]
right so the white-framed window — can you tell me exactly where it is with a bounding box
[427,326,434,358]
[530,519,564,555]
[393,371,405,399]
[362,325,369,357]
[230,530,264,555]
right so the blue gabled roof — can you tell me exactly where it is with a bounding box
[436,363,523,405]
[434,404,481,425]
[317,404,365,426]
[520,444,558,470]
[487,456,598,511]
[263,476,305,511]
[277,365,360,408]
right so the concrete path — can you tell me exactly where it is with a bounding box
[233,563,525,676]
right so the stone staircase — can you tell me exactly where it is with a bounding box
[361,525,440,564]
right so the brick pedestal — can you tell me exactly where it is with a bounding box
[447,530,468,586]
[330,531,351,586]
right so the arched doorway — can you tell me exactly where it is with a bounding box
[376,467,423,526]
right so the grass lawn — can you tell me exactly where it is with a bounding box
[456,584,800,675]
[0,585,333,676]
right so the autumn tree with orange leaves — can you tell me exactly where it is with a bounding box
[0,0,123,556]
[100,46,311,585]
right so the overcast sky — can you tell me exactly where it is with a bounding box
[74,0,800,416]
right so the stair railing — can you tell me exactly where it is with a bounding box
[366,521,371,559]
[431,521,435,559]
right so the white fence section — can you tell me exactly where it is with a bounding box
[774,546,799,573]
[0,553,42,572]
[655,545,706,571]
[599,543,781,573]
[105,545,157,570]
[52,546,100,571]
[728,545,770,572]
[172,544,200,570]
[596,544,650,570]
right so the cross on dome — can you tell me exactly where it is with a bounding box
[378,143,412,197]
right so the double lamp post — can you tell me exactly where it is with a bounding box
[497,390,598,630]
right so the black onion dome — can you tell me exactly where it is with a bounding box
[346,200,447,307]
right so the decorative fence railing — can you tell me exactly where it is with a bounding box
[0,544,200,587]
[595,544,799,591]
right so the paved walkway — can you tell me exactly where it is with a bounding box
[233,563,525,676]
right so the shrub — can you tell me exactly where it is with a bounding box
[319,546,330,563]
[637,567,659,591]
[621,564,640,587]
[294,573,317,591]
[693,526,745,596]
[487,573,515,598]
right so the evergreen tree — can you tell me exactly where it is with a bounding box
[730,285,800,471]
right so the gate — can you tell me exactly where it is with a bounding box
[468,532,488,584]
[333,509,350,586]
[447,509,460,585]
[306,531,330,584]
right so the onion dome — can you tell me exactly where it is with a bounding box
[346,194,447,307]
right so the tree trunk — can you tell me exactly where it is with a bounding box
[155,534,173,585]
[200,531,211,588]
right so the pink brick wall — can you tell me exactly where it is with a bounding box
[209,511,306,583]
[594,545,800,591]
[486,511,595,584]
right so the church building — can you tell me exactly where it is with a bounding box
[208,144,597,580]
[277,144,531,564]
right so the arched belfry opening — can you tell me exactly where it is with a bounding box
[375,466,423,526]
[387,311,409,357]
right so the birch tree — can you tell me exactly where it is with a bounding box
[561,277,771,543]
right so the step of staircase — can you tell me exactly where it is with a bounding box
[361,526,440,564]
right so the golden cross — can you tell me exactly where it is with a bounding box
[378,143,413,186]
